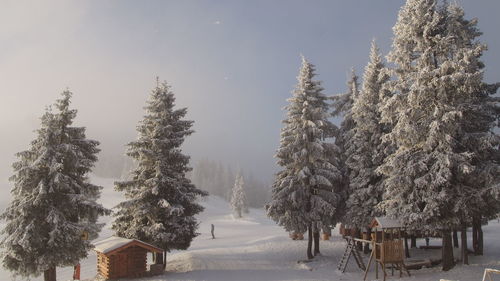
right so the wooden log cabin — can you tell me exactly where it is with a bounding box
[94,236,164,280]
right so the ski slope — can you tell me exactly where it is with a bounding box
[0,176,499,281]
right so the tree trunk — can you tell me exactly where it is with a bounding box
[155,252,164,265]
[364,227,371,254]
[478,222,483,255]
[472,216,483,255]
[404,235,410,258]
[472,220,478,254]
[410,235,417,248]
[313,230,320,256]
[44,267,56,281]
[461,224,468,265]
[163,252,167,269]
[307,224,313,260]
[355,228,363,251]
[453,230,459,248]
[441,230,455,271]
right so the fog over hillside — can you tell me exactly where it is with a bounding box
[1,0,499,212]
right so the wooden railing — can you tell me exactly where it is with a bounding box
[483,268,500,281]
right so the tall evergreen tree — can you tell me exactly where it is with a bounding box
[331,68,360,153]
[112,80,207,265]
[378,0,499,270]
[344,41,391,231]
[331,68,359,204]
[0,91,109,281]
[441,2,500,259]
[230,172,247,218]
[267,56,343,260]
[331,69,361,247]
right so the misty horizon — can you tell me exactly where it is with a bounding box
[1,0,499,205]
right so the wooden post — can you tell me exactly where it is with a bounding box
[155,252,163,265]
[363,246,374,281]
[163,251,167,270]
[73,264,81,280]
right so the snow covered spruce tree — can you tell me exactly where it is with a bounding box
[112,80,207,266]
[330,69,359,200]
[378,0,499,270]
[230,172,247,218]
[0,91,109,281]
[441,3,500,260]
[330,69,360,244]
[343,41,391,245]
[267,56,344,260]
[331,68,359,157]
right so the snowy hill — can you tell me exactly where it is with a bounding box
[137,196,500,281]
[0,176,499,281]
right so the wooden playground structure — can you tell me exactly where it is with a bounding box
[338,217,410,281]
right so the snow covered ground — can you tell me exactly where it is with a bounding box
[0,175,499,281]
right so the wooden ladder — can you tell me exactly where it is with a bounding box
[337,237,366,272]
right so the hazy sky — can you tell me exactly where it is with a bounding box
[1,0,499,200]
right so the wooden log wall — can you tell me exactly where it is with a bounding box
[123,246,148,276]
[97,246,148,279]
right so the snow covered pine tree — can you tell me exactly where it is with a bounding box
[343,40,391,253]
[231,172,247,218]
[331,68,360,246]
[378,0,499,271]
[112,80,208,267]
[331,68,359,159]
[0,91,110,281]
[440,2,500,262]
[267,56,344,260]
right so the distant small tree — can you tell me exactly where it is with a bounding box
[231,172,247,218]
[112,80,208,265]
[0,91,109,281]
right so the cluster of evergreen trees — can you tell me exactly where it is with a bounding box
[268,0,499,269]
[0,81,207,280]
[191,159,270,208]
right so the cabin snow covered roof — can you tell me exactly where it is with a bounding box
[370,216,402,229]
[94,236,163,255]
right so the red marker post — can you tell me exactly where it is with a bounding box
[73,263,81,280]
